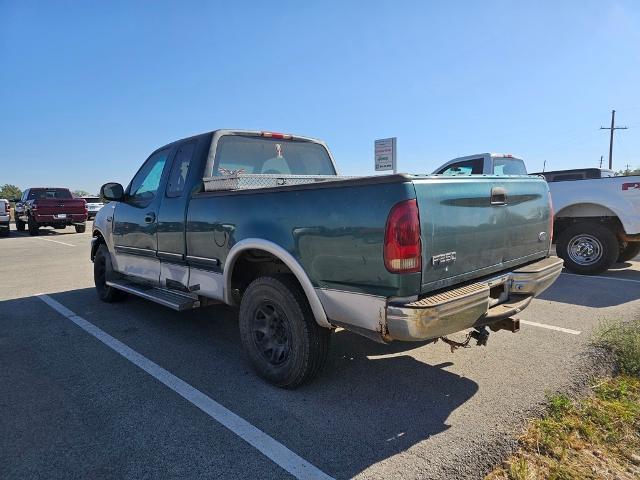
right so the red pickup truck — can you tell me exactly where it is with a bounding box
[15,188,88,235]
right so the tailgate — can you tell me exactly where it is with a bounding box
[413,176,551,293]
[35,199,87,215]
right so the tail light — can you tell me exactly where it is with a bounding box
[261,131,292,139]
[384,199,422,273]
[548,190,554,243]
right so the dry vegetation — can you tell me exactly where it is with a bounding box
[486,318,640,480]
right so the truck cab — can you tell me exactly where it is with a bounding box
[434,153,528,176]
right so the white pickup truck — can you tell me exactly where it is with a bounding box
[534,168,640,274]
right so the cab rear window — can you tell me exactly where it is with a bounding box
[214,136,335,176]
[28,189,72,200]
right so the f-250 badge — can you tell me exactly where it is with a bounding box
[432,251,456,267]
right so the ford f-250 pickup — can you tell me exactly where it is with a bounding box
[92,129,563,388]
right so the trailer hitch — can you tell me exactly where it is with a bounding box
[439,326,490,353]
[439,318,519,353]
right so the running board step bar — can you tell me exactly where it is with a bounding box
[106,281,200,311]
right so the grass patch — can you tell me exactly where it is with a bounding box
[486,318,640,480]
[594,318,640,376]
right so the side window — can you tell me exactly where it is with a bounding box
[128,149,170,206]
[166,141,196,197]
[439,158,484,175]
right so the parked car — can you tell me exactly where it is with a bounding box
[92,129,562,387]
[0,199,9,237]
[433,153,528,175]
[82,196,104,220]
[530,168,640,274]
[15,188,88,235]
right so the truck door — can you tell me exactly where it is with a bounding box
[112,147,172,284]
[157,140,197,289]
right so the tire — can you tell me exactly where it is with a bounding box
[239,275,331,388]
[94,243,127,302]
[16,217,25,231]
[28,216,39,236]
[618,242,640,263]
[556,222,619,275]
[0,228,8,237]
[75,223,86,233]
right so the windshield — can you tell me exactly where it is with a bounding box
[492,157,527,175]
[28,188,73,200]
[213,135,336,176]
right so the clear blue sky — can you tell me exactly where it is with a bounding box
[1,1,639,194]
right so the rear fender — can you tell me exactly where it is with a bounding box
[224,239,332,328]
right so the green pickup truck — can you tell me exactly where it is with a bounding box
[92,129,563,387]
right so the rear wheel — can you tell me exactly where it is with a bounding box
[28,216,39,236]
[239,275,331,388]
[15,217,25,231]
[0,227,8,237]
[94,244,127,302]
[75,223,86,233]
[556,222,618,275]
[618,242,640,263]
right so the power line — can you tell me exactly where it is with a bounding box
[600,109,627,170]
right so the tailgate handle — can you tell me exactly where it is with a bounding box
[490,187,507,206]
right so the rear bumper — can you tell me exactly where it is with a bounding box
[385,257,564,341]
[34,214,87,224]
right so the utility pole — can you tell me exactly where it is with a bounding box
[600,110,627,170]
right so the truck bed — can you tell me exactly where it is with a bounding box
[188,173,552,298]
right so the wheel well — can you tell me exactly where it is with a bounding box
[229,249,295,302]
[553,215,623,243]
[91,231,105,261]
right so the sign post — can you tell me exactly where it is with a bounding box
[374,137,397,174]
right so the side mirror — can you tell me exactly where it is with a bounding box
[100,182,124,202]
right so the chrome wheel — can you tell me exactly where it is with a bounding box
[567,234,603,266]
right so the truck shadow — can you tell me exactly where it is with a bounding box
[26,289,479,480]
[538,269,640,307]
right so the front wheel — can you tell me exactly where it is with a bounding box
[239,275,331,388]
[556,222,619,275]
[28,217,39,236]
[618,242,640,263]
[75,223,86,233]
[94,244,127,302]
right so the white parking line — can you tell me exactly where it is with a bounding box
[561,272,640,284]
[520,320,581,335]
[35,237,76,247]
[37,294,334,480]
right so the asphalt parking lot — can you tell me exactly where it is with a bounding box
[1,223,639,480]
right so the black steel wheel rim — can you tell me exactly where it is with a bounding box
[252,301,292,366]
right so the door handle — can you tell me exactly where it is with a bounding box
[144,212,156,223]
[490,187,507,206]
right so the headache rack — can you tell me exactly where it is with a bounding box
[203,173,355,191]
